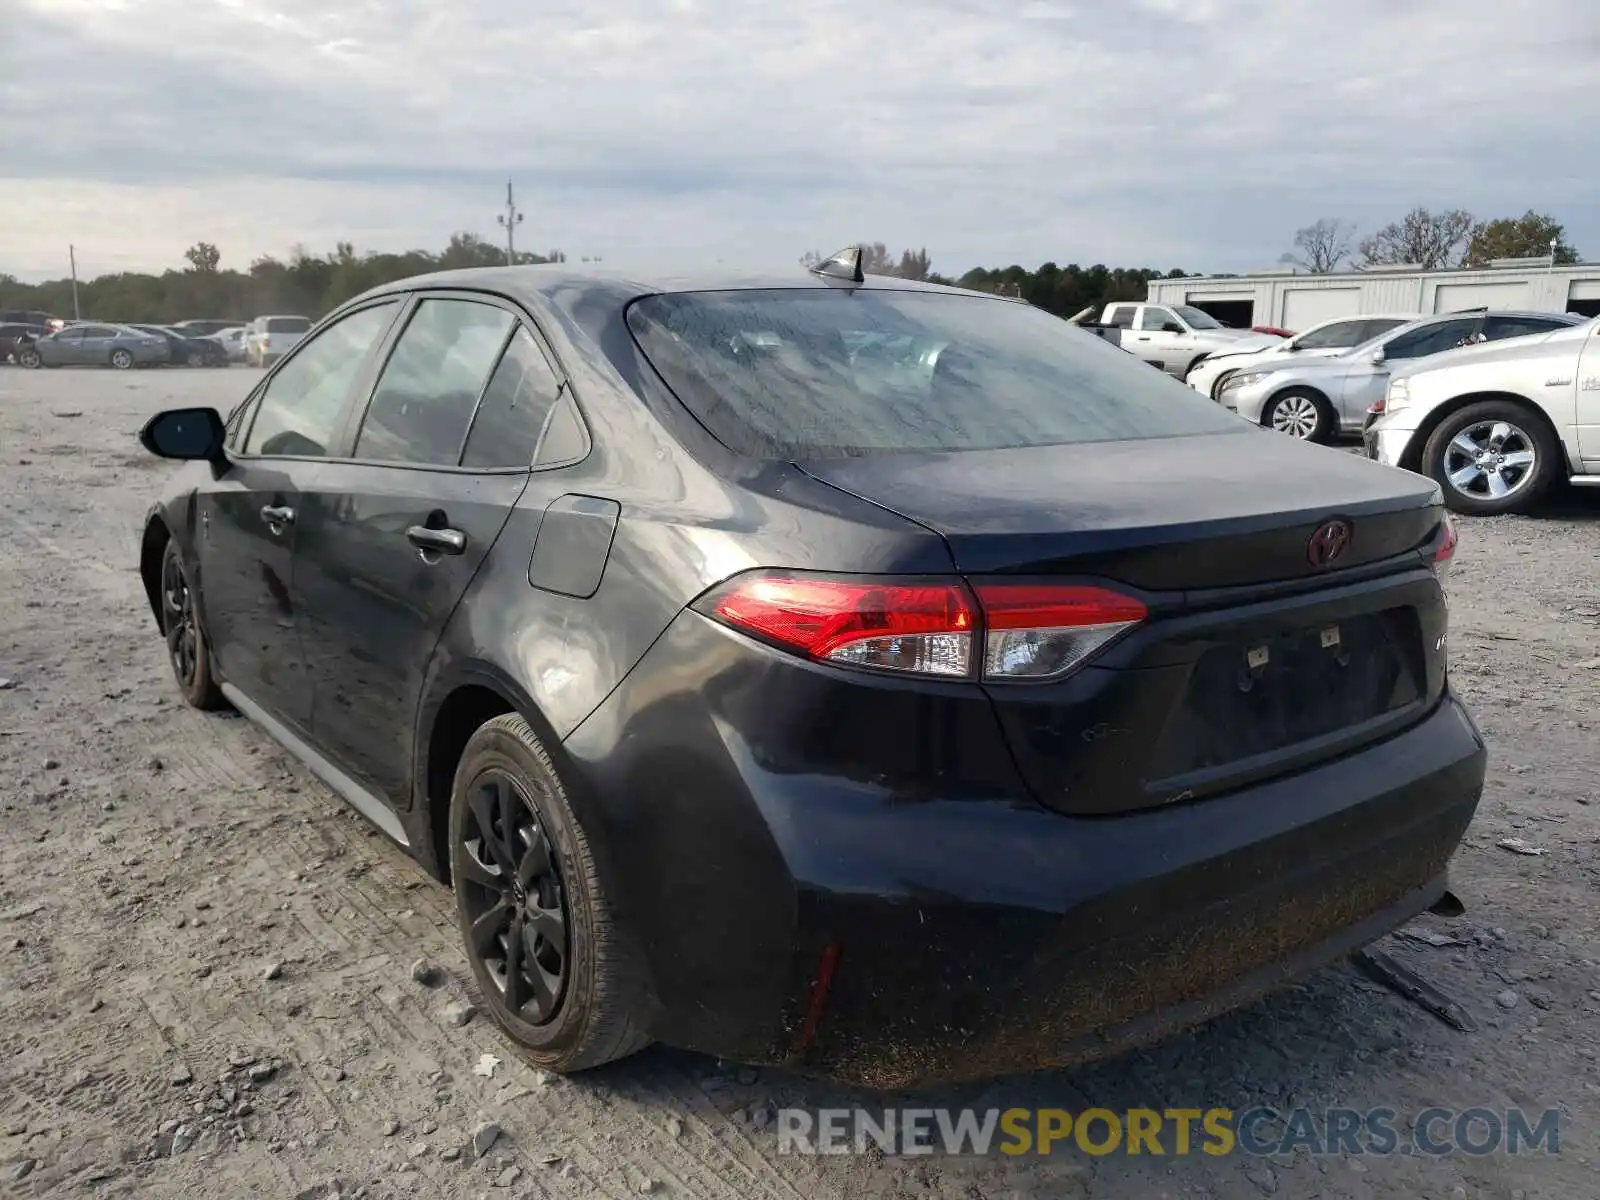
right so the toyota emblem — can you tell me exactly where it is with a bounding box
[1307,519,1353,567]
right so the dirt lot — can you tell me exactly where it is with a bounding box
[1,366,1598,1200]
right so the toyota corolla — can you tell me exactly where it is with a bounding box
[135,250,1485,1088]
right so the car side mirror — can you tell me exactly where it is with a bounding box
[1161,322,1185,334]
[1368,347,1386,365]
[139,407,226,462]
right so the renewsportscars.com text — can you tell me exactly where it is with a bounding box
[777,1107,1561,1158]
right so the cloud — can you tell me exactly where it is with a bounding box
[2,0,1598,280]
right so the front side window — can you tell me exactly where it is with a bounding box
[244,301,399,457]
[460,326,566,469]
[1382,319,1479,361]
[266,317,311,334]
[353,299,514,465]
[627,288,1248,459]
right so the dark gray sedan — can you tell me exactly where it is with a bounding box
[17,323,172,369]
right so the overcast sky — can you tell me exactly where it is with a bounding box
[3,0,1597,283]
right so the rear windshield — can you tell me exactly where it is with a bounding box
[266,317,311,333]
[627,288,1248,457]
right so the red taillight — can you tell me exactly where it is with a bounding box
[698,573,1146,681]
[705,574,976,676]
[1430,515,1458,580]
[1368,397,1386,416]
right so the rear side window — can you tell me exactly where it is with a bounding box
[627,288,1249,458]
[1383,319,1478,360]
[1107,306,1136,329]
[266,317,311,334]
[1357,318,1408,342]
[354,299,514,465]
[1484,314,1568,341]
[460,326,565,469]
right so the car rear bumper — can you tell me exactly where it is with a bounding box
[561,611,1486,1088]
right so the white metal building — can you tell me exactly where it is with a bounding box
[1146,260,1600,331]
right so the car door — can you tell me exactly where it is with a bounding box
[193,299,403,736]
[52,326,95,364]
[76,325,119,364]
[1130,306,1188,374]
[1338,317,1483,427]
[295,294,574,809]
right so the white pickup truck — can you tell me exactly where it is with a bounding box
[1071,302,1280,377]
[1366,315,1600,514]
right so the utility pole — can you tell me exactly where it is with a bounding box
[68,244,81,320]
[496,181,524,266]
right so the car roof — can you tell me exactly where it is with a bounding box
[350,263,994,310]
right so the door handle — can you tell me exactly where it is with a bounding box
[1135,335,1151,341]
[406,525,467,556]
[260,504,295,530]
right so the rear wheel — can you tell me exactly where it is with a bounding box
[110,348,134,370]
[160,540,225,710]
[186,349,206,367]
[449,714,650,1073]
[1263,388,1335,442]
[1421,399,1559,516]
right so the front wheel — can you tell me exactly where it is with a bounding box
[160,540,226,709]
[110,348,134,370]
[17,346,41,369]
[1421,400,1560,516]
[1263,388,1335,442]
[449,713,650,1074]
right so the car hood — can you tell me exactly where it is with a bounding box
[1194,329,1280,350]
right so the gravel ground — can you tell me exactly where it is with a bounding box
[2,366,1598,1200]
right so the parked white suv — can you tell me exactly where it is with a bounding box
[1365,316,1600,514]
[246,315,312,367]
[1186,313,1421,400]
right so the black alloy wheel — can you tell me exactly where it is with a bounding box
[162,549,199,689]
[158,540,225,709]
[458,770,569,1024]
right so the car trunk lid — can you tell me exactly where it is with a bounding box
[797,432,1450,815]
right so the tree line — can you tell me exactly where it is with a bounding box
[0,233,569,324]
[1282,209,1580,274]
[2,207,1582,328]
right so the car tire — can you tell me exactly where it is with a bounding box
[17,346,41,369]
[110,348,134,370]
[1263,388,1335,442]
[159,539,226,710]
[186,350,206,368]
[1420,399,1560,517]
[448,713,651,1074]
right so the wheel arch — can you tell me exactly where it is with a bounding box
[1401,391,1569,475]
[139,516,173,628]
[412,665,579,885]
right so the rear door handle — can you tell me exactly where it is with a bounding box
[406,525,467,556]
[260,504,295,530]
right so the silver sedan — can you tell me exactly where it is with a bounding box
[1218,310,1583,442]
[18,323,172,369]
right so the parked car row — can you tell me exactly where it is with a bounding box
[0,314,315,369]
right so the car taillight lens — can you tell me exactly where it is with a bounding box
[702,575,975,676]
[1430,515,1458,581]
[697,573,1147,681]
[975,583,1147,680]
